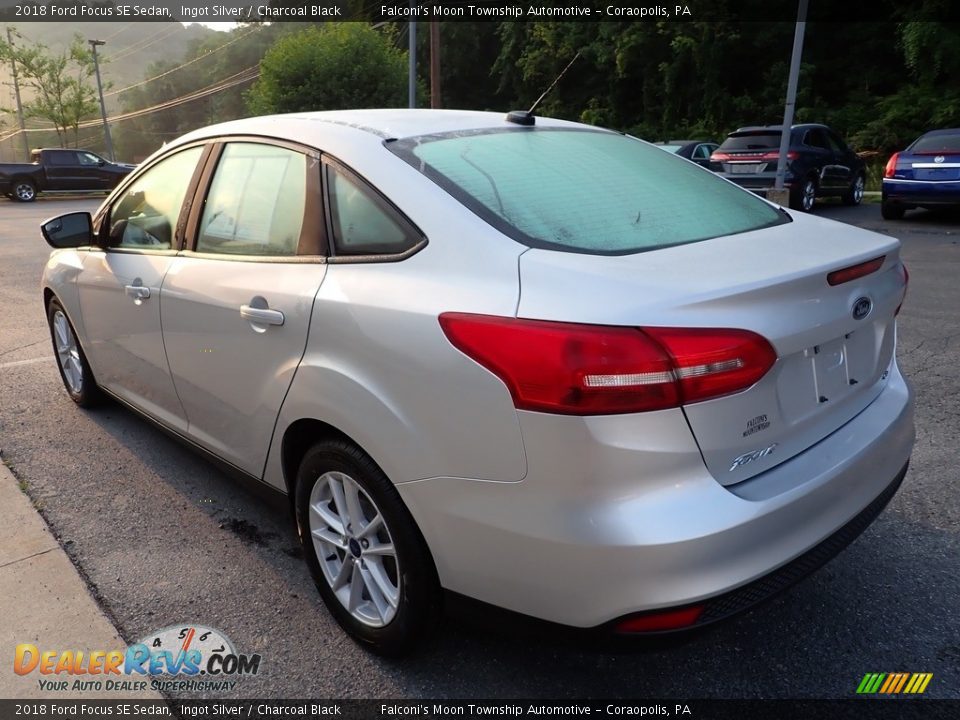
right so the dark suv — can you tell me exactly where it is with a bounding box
[710,124,866,212]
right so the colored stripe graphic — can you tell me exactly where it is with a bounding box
[857,672,932,694]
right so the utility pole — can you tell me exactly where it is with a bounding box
[88,39,114,160]
[772,0,809,198]
[6,27,29,162]
[408,20,416,109]
[429,22,441,109]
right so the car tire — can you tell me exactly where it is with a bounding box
[790,176,817,212]
[842,173,865,206]
[12,178,36,202]
[881,202,905,220]
[295,438,440,656]
[46,298,103,407]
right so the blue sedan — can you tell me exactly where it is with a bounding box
[882,128,960,219]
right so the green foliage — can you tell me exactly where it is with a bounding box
[0,32,99,147]
[245,24,407,115]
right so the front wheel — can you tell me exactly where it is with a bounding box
[842,173,865,206]
[295,439,440,656]
[47,299,102,407]
[13,179,36,202]
[790,177,817,212]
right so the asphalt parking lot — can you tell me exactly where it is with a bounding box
[0,196,958,699]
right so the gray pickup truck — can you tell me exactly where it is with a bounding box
[1,148,135,202]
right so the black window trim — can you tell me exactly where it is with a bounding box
[321,154,427,265]
[181,136,327,264]
[93,141,213,256]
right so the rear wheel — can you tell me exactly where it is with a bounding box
[881,202,905,220]
[47,299,102,407]
[790,177,817,212]
[842,173,865,206]
[12,178,36,202]
[295,439,440,656]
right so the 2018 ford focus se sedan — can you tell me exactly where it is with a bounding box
[40,109,914,655]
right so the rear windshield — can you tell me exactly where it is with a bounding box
[911,132,960,154]
[718,131,783,151]
[389,129,786,255]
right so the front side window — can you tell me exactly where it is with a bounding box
[78,152,102,166]
[197,143,307,257]
[108,146,204,249]
[391,129,786,255]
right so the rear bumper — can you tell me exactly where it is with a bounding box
[720,173,793,192]
[398,362,914,628]
[883,179,960,206]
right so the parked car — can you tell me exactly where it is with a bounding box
[0,148,135,202]
[653,140,719,168]
[882,128,960,220]
[710,124,866,211]
[40,110,913,655]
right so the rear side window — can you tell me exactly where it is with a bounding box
[197,143,307,257]
[46,151,76,166]
[718,132,782,152]
[325,163,420,256]
[391,129,785,255]
[912,132,960,154]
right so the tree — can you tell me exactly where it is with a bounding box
[0,34,100,147]
[246,24,408,115]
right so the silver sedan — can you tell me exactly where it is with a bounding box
[39,110,914,655]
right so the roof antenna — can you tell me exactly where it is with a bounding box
[506,50,582,127]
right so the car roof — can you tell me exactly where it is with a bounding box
[173,109,594,149]
[918,128,960,136]
[731,124,829,133]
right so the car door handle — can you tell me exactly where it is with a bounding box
[240,305,285,326]
[124,285,151,301]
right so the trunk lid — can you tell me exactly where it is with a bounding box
[516,211,906,486]
[901,151,960,182]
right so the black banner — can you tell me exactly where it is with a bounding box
[0,0,956,24]
[0,700,958,720]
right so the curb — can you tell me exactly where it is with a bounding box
[0,458,162,699]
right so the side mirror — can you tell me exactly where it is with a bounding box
[41,212,94,249]
[98,160,105,167]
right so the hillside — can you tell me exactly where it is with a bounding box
[0,21,218,113]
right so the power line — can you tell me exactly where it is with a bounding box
[104,26,263,99]
[0,67,260,143]
[103,23,184,63]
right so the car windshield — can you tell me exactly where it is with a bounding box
[390,129,786,255]
[718,131,783,151]
[912,132,960,154]
[658,144,683,153]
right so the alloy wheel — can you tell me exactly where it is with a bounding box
[52,310,83,394]
[852,175,864,204]
[802,180,816,211]
[15,182,35,201]
[308,470,401,627]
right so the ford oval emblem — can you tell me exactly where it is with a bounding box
[935,155,945,163]
[853,296,872,320]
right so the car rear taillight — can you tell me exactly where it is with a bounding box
[826,255,886,286]
[759,151,799,162]
[884,152,900,178]
[710,152,731,162]
[438,314,777,415]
